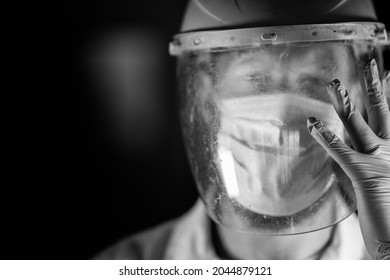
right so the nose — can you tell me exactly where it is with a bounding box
[279,77,292,92]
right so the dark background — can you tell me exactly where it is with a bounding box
[3,0,389,259]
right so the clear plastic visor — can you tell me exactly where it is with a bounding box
[174,23,388,235]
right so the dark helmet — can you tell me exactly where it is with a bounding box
[180,0,377,32]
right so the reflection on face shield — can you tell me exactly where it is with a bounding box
[218,94,343,216]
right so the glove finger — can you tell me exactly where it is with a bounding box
[384,70,390,109]
[307,117,355,168]
[327,79,378,153]
[363,59,390,139]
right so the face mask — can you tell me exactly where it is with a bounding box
[218,93,344,216]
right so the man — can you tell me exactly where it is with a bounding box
[96,0,390,260]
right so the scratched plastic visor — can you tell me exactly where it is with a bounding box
[171,23,389,234]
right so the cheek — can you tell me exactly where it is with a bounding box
[221,75,254,96]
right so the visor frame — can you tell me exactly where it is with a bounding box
[169,22,389,56]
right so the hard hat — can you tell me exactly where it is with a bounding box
[180,0,377,33]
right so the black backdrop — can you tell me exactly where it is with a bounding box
[3,0,389,259]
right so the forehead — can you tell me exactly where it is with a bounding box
[218,43,352,76]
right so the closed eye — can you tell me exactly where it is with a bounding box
[298,75,323,86]
[245,72,270,82]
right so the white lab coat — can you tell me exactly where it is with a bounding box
[95,199,368,260]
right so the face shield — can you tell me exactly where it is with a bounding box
[170,23,389,235]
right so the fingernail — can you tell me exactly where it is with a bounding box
[307,117,333,142]
[327,79,354,116]
[307,117,321,133]
[364,59,383,104]
[328,79,345,97]
[329,79,341,87]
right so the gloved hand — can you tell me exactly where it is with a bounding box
[307,59,390,260]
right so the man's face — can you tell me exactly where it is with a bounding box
[178,41,375,233]
[214,44,361,216]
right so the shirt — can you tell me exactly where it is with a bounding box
[95,199,369,260]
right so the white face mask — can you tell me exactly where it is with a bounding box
[218,93,344,216]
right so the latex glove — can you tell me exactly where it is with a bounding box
[384,71,390,106]
[307,59,390,260]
